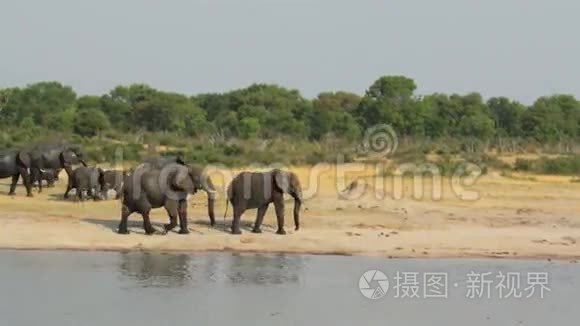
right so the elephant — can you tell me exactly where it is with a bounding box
[1,144,86,196]
[101,169,129,200]
[30,168,60,188]
[27,144,86,193]
[63,166,105,201]
[0,150,33,196]
[226,169,302,235]
[117,161,216,235]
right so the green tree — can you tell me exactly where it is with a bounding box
[19,116,36,129]
[314,92,361,112]
[520,95,580,142]
[74,108,111,137]
[1,82,76,126]
[198,84,311,139]
[240,117,261,139]
[183,101,210,137]
[44,108,77,133]
[100,84,156,130]
[77,95,102,111]
[487,97,524,137]
[354,76,420,135]
[309,91,362,140]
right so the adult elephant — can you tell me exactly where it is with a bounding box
[118,161,216,235]
[1,145,84,196]
[226,169,302,235]
[0,150,33,196]
[26,144,87,193]
[64,166,106,201]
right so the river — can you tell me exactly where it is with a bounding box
[0,250,577,325]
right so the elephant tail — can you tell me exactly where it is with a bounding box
[223,198,229,222]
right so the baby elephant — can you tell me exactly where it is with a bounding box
[227,169,303,235]
[101,169,128,200]
[31,169,61,188]
[64,166,105,201]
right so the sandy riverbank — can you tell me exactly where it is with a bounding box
[0,166,579,260]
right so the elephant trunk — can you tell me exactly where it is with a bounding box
[204,177,217,227]
[63,165,74,178]
[207,193,216,226]
[292,192,302,231]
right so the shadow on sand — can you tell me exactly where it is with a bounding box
[82,217,276,235]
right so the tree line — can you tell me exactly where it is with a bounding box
[1,76,579,148]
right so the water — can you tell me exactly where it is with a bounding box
[0,251,577,325]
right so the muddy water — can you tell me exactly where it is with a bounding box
[0,251,577,325]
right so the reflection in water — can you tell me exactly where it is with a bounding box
[222,253,303,285]
[117,252,305,288]
[1,251,579,325]
[118,252,192,288]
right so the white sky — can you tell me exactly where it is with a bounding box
[1,0,579,104]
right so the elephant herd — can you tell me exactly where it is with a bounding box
[0,144,303,235]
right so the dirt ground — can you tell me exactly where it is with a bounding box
[0,165,579,260]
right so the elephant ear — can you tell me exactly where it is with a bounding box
[60,150,74,165]
[274,169,291,193]
[188,165,206,188]
[173,166,195,193]
[16,151,31,168]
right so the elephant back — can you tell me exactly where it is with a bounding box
[0,150,19,177]
[142,156,185,170]
[0,150,17,164]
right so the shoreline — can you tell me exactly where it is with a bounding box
[1,171,580,262]
[0,217,578,261]
[0,245,579,262]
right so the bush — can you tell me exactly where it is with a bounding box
[514,158,533,172]
[83,142,143,163]
[514,156,580,175]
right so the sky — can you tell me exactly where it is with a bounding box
[0,0,579,104]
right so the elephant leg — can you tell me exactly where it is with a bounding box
[118,204,132,234]
[142,211,156,235]
[21,171,33,197]
[37,172,43,193]
[91,187,101,201]
[273,199,286,235]
[177,200,190,235]
[8,174,19,195]
[63,182,72,199]
[115,186,123,199]
[164,200,179,233]
[231,203,246,235]
[252,204,269,233]
[77,189,84,202]
[100,189,108,200]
